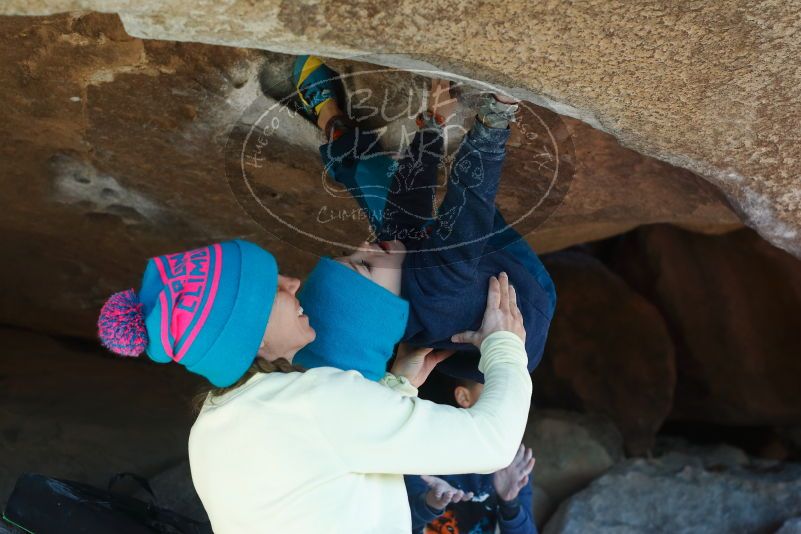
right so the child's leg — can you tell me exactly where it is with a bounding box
[377,78,455,242]
[406,95,519,287]
[293,56,399,228]
[319,123,398,229]
[377,128,444,242]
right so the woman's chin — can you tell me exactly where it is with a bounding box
[302,322,317,343]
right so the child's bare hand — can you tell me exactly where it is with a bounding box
[493,444,535,502]
[451,272,526,347]
[422,475,474,511]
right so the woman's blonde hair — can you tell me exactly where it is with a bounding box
[193,357,305,412]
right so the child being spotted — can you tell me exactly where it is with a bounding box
[405,372,537,534]
[290,55,556,384]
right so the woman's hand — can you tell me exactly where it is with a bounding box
[451,272,526,347]
[390,344,454,389]
[422,475,474,511]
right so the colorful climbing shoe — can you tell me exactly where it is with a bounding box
[292,55,340,123]
[476,94,519,129]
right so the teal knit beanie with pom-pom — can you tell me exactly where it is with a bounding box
[97,240,278,387]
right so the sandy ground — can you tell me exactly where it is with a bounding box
[0,326,204,506]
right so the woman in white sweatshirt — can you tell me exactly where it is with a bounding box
[97,240,530,533]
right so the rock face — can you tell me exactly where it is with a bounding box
[544,449,801,534]
[1,0,795,257]
[0,326,203,505]
[0,13,737,338]
[533,251,676,455]
[777,517,801,534]
[523,410,624,512]
[609,226,801,427]
[529,117,740,254]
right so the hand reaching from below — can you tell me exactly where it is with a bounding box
[422,475,475,511]
[493,444,535,502]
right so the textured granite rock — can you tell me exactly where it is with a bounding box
[777,517,801,534]
[0,13,737,338]
[0,327,203,505]
[1,0,793,256]
[544,449,801,534]
[523,410,624,508]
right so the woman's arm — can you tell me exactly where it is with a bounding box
[308,273,531,475]
[309,330,530,475]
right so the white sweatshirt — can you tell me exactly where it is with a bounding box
[188,331,531,533]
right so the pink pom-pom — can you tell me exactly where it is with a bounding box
[97,289,148,357]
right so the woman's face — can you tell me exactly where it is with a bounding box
[258,275,316,362]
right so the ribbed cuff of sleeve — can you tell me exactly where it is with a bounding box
[378,372,419,397]
[419,492,444,520]
[498,496,521,520]
[478,331,527,375]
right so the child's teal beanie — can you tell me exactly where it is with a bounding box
[98,240,278,387]
[294,258,409,381]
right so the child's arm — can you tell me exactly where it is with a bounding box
[404,475,444,532]
[498,478,538,534]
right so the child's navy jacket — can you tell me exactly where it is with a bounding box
[404,473,537,534]
[391,123,556,382]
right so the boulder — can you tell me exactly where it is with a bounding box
[530,483,553,531]
[652,437,750,468]
[523,410,624,509]
[777,517,801,534]
[533,250,675,454]
[0,326,203,504]
[529,116,740,254]
[544,449,801,534]
[2,0,795,257]
[0,13,738,339]
[609,226,801,427]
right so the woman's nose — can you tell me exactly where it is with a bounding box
[278,275,301,295]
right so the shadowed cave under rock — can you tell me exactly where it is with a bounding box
[1,10,801,534]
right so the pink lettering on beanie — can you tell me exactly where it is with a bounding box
[153,244,222,362]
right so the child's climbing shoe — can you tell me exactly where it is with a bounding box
[476,94,519,129]
[292,55,340,123]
